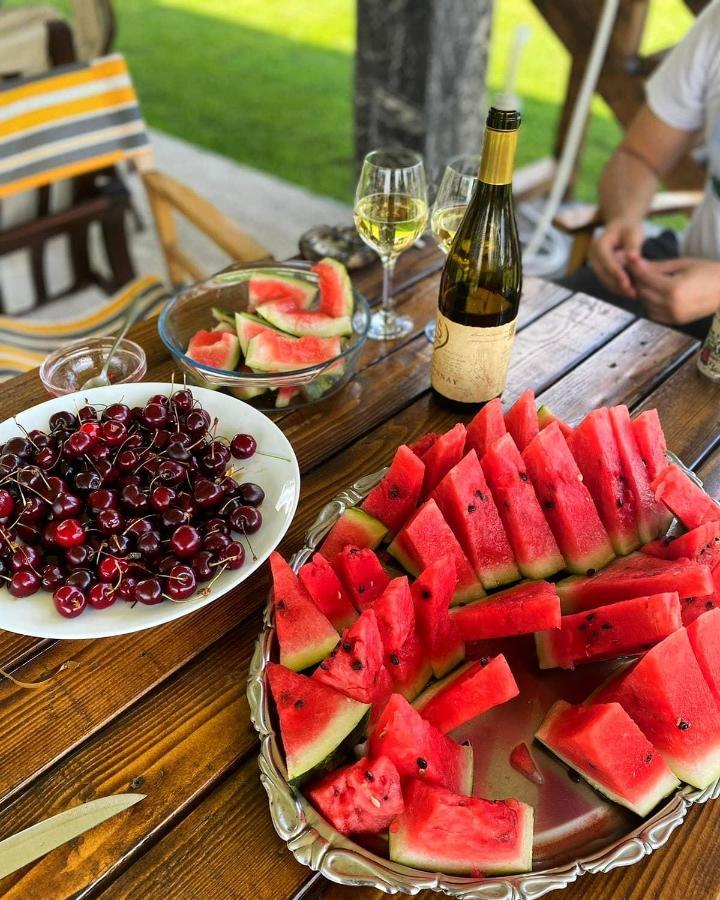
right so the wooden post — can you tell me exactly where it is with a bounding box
[354,0,492,182]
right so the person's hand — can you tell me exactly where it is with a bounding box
[625,256,720,325]
[588,219,645,298]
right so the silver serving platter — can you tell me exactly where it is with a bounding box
[247,455,720,898]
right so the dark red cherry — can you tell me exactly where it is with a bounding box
[65,544,94,570]
[98,556,128,582]
[136,530,162,558]
[142,402,169,429]
[80,421,102,441]
[53,585,86,617]
[170,525,202,558]
[5,436,34,459]
[78,405,98,423]
[11,545,41,572]
[151,486,175,512]
[194,479,224,510]
[101,420,127,446]
[74,469,103,493]
[41,562,65,592]
[158,554,180,576]
[203,531,231,554]
[35,446,60,470]
[230,433,256,460]
[102,403,132,425]
[0,453,21,474]
[171,389,194,413]
[221,541,245,570]
[162,507,187,530]
[49,410,78,431]
[117,576,138,602]
[134,577,163,605]
[126,517,154,539]
[63,431,93,458]
[218,476,239,498]
[96,508,124,535]
[54,518,86,548]
[88,582,117,610]
[66,568,93,591]
[87,489,117,514]
[158,460,185,486]
[9,568,40,598]
[148,393,170,408]
[204,516,229,535]
[166,441,192,464]
[52,492,83,519]
[238,482,265,507]
[191,550,214,582]
[89,442,112,462]
[200,449,228,477]
[185,409,211,438]
[120,484,149,514]
[229,505,262,535]
[167,564,197,600]
[18,496,47,523]
[117,449,139,473]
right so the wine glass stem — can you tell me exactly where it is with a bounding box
[382,258,396,317]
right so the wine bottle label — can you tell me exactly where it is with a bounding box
[431,312,517,403]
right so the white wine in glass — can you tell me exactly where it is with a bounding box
[354,149,428,340]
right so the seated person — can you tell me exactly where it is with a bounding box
[560,0,720,339]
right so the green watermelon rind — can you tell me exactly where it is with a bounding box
[287,702,370,785]
[248,272,317,310]
[245,332,341,373]
[535,701,680,817]
[412,661,474,713]
[313,257,354,318]
[235,312,283,356]
[320,508,388,563]
[281,631,340,673]
[256,302,353,338]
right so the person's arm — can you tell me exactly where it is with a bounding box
[589,107,696,297]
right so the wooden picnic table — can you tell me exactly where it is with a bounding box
[0,244,718,900]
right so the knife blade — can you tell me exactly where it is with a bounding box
[0,793,145,880]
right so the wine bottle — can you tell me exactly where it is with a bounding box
[431,107,522,407]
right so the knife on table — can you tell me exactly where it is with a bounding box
[0,793,145,880]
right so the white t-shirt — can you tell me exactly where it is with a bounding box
[646,0,720,259]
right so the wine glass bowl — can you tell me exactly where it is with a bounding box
[430,154,480,254]
[354,148,428,340]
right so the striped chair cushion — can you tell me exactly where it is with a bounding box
[0,275,168,380]
[0,53,153,198]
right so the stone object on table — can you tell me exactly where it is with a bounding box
[299,225,377,269]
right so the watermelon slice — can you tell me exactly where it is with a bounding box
[307,755,404,835]
[275,386,299,408]
[535,592,682,670]
[632,409,670,481]
[319,508,388,563]
[431,450,520,589]
[421,423,466,497]
[248,272,316,310]
[510,743,544,785]
[523,423,615,575]
[408,433,440,460]
[313,609,393,726]
[368,694,474,795]
[536,700,679,816]
[505,388,539,452]
[481,433,566,579]
[389,780,533,875]
[557,553,715,613]
[642,521,720,567]
[451,580,561,640]
[334,546,390,611]
[593,628,720,788]
[298,553,358,631]
[245,331,341,372]
[465,397,506,459]
[609,405,669,543]
[361,445,425,536]
[186,330,240,371]
[372,577,431,701]
[652,465,720,530]
[688,608,720,706]
[413,655,519,734]
[681,595,720,627]
[270,552,339,671]
[537,404,574,438]
[387,499,485,604]
[267,662,369,783]
[255,299,352,338]
[410,557,465,678]
[569,408,640,556]
[312,257,354,319]
[234,312,281,355]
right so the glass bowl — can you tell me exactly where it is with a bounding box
[158,261,371,412]
[39,337,147,397]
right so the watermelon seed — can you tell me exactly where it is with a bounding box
[578,624,587,632]
[474,490,486,500]
[602,622,613,630]
[707,601,716,609]
[389,654,400,666]
[389,486,401,499]
[351,660,363,671]
[365,771,374,781]
[294,698,304,709]
[416,758,427,770]
[677,720,690,730]
[518,471,529,482]
[370,796,382,809]
[319,661,329,671]
[645,753,653,763]
[479,656,489,666]
[467,504,477,513]
[421,589,431,600]
[462,740,471,747]
[616,499,624,508]
[357,585,366,594]
[543,500,555,510]
[586,614,595,622]
[587,568,597,576]
[342,642,351,651]
[277,600,286,611]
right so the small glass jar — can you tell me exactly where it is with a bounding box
[40,337,147,396]
[698,310,720,383]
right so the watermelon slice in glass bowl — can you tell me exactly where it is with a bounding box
[158,261,370,412]
[248,447,720,899]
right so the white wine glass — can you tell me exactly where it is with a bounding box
[354,149,429,340]
[425,154,479,343]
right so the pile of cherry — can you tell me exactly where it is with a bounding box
[0,388,265,618]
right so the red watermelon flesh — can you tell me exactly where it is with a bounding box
[642,521,720,567]
[510,742,544,785]
[267,662,369,783]
[594,628,720,788]
[688,608,720,707]
[481,433,566,580]
[523,423,615,575]
[421,423,467,497]
[431,450,520,589]
[537,404,574,438]
[465,397,506,459]
[389,780,533,875]
[270,552,339,671]
[610,405,669,544]
[313,609,393,725]
[505,388,539,452]
[248,272,316,310]
[410,557,465,678]
[307,754,404,835]
[312,257,354,318]
[569,408,640,556]
[557,553,715,613]
[408,433,440,460]
[387,499,485,604]
[298,553,358,631]
[361,445,425,536]
[652,465,720,530]
[319,508,388,563]
[186,329,240,370]
[369,694,474,795]
[372,577,432,700]
[334,546,390,611]
[413,655,519,734]
[536,700,679,816]
[451,580,561,641]
[245,331,341,372]
[632,409,670,481]
[535,592,682,670]
[681,595,720,626]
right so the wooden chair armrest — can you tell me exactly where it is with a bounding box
[553,190,705,235]
[142,169,273,284]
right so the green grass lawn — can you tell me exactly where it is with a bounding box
[10,0,695,203]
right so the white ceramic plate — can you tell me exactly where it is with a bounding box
[0,383,300,640]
